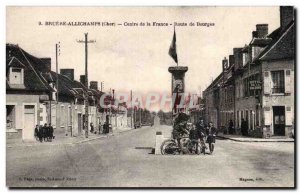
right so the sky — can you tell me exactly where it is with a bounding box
[6,7,280,111]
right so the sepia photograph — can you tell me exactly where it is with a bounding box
[5,6,295,188]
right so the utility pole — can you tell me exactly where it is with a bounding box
[77,33,96,138]
[112,89,116,131]
[101,81,104,92]
[55,42,60,129]
[139,101,142,126]
[130,90,133,128]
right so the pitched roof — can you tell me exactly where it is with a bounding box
[48,71,84,99]
[250,38,272,46]
[7,57,26,68]
[6,44,52,92]
[204,72,223,92]
[259,21,295,61]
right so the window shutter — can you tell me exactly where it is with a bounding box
[286,106,293,125]
[264,71,271,94]
[285,69,292,94]
[264,107,271,125]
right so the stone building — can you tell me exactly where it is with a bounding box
[203,73,223,128]
[259,6,295,137]
[6,43,122,141]
[219,56,235,133]
[6,44,53,141]
[203,6,295,138]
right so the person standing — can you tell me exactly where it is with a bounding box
[103,122,108,134]
[48,123,54,142]
[206,122,217,154]
[34,125,39,141]
[241,118,248,136]
[42,123,48,142]
[98,121,102,134]
[90,122,94,133]
[38,125,43,142]
[189,125,200,154]
[196,119,207,153]
[228,119,234,134]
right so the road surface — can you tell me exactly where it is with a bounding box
[6,125,294,187]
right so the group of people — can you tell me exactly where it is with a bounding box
[172,112,217,155]
[188,119,217,154]
[34,123,54,142]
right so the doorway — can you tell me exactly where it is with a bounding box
[23,105,35,140]
[273,106,285,136]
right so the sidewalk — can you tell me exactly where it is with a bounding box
[217,134,294,142]
[6,127,134,148]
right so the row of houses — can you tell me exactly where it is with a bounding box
[202,6,295,138]
[6,43,129,141]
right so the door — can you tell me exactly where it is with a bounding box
[23,105,35,141]
[273,106,285,136]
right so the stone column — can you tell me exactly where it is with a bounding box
[168,66,188,116]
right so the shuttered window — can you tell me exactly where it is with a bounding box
[286,106,293,125]
[285,69,292,93]
[271,70,284,94]
[264,71,271,94]
[264,107,271,125]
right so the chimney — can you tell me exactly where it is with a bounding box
[60,69,74,81]
[252,31,258,38]
[40,58,51,73]
[80,75,86,85]
[229,55,234,67]
[222,57,228,71]
[233,48,243,68]
[90,81,98,90]
[256,24,268,38]
[280,6,294,29]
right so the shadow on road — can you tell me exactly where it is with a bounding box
[135,146,155,154]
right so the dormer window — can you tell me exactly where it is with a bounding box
[7,57,25,88]
[10,67,24,85]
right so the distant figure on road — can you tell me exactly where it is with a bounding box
[48,123,54,142]
[42,123,48,142]
[189,125,200,154]
[90,122,94,133]
[98,122,102,134]
[206,122,217,154]
[228,119,234,134]
[241,118,248,136]
[34,125,39,141]
[103,122,109,134]
[196,119,207,150]
[172,112,189,152]
[38,125,43,142]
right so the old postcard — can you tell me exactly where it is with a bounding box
[6,6,295,188]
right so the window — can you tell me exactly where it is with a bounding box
[9,67,23,85]
[271,71,284,94]
[243,78,249,97]
[6,105,16,130]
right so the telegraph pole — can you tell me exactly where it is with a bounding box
[130,90,133,128]
[101,81,104,92]
[112,89,116,131]
[77,33,96,138]
[55,42,60,129]
[139,101,142,126]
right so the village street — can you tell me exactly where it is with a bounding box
[6,125,294,188]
